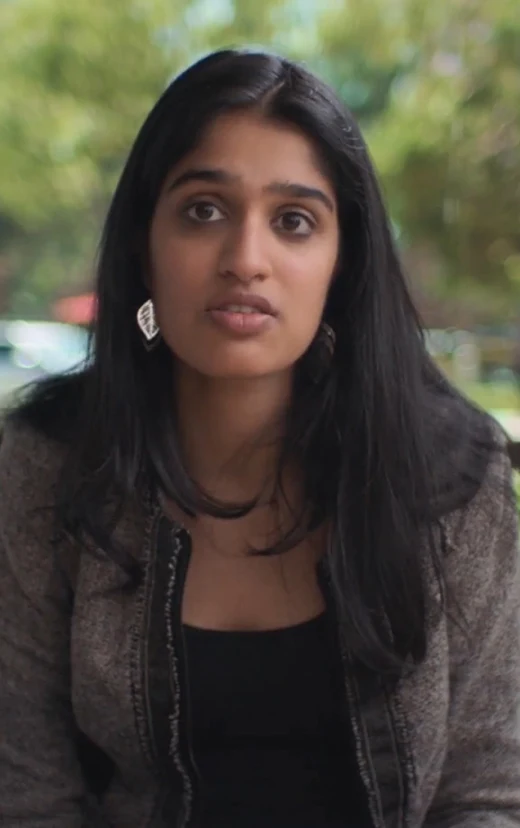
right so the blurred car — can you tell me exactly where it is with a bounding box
[426,326,520,385]
[474,325,520,384]
[0,320,89,405]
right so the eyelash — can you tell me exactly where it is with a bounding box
[182,200,316,236]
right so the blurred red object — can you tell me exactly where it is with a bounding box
[53,293,96,326]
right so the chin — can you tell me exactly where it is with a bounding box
[174,341,300,383]
[202,363,284,381]
[189,354,292,381]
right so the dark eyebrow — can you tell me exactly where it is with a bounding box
[265,181,335,213]
[166,167,335,213]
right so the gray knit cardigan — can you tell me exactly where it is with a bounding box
[0,419,519,828]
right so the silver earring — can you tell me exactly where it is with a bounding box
[137,299,160,349]
[319,322,336,358]
[308,321,336,383]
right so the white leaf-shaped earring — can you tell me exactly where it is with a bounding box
[137,299,160,350]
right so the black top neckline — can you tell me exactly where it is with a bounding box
[182,611,327,637]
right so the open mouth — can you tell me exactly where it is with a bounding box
[215,304,271,315]
[206,303,276,335]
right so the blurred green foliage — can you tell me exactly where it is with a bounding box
[0,0,519,318]
[513,471,520,512]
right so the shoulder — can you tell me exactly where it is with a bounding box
[0,416,70,589]
[441,415,518,606]
[475,418,514,515]
[0,415,66,517]
[0,371,84,516]
[0,415,75,603]
[444,415,514,541]
[426,372,510,516]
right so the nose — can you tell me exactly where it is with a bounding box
[217,214,271,284]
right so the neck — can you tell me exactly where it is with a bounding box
[175,366,293,503]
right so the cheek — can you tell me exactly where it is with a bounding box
[149,233,210,308]
[283,244,336,319]
[148,244,200,354]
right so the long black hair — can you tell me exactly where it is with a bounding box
[14,49,496,678]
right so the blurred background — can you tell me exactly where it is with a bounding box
[0,0,519,439]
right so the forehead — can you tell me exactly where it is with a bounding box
[166,111,333,193]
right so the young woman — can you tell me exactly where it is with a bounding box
[0,49,519,828]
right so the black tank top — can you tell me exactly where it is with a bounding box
[183,612,372,827]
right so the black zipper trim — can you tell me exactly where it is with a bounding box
[135,513,192,825]
[164,524,202,828]
[130,504,166,821]
[385,681,416,828]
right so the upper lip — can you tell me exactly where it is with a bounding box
[207,293,277,316]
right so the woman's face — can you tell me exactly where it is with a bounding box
[149,111,340,380]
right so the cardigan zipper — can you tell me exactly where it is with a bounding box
[164,524,201,828]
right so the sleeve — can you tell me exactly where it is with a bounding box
[425,433,520,827]
[0,421,88,826]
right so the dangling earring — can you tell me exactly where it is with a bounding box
[137,299,160,350]
[318,322,336,359]
[308,321,336,383]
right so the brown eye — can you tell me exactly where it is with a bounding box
[185,201,224,223]
[275,211,314,236]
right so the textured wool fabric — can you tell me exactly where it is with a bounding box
[0,419,519,828]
